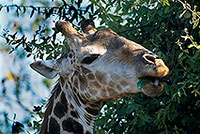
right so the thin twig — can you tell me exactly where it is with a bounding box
[0,4,88,11]
[118,24,151,34]
[177,0,200,19]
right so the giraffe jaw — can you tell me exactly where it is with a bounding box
[138,76,165,97]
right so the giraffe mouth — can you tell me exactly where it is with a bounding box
[138,76,167,97]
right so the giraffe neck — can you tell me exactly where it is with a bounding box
[40,78,104,134]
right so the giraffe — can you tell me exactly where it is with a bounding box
[30,19,169,134]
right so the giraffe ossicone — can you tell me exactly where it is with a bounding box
[30,19,169,134]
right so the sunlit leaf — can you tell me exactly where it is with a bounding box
[6,72,13,80]
[193,19,199,29]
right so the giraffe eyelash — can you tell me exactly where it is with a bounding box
[81,54,100,64]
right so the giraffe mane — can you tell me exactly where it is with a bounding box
[40,80,61,134]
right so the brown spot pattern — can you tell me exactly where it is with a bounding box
[79,75,88,88]
[109,81,115,87]
[54,102,67,119]
[95,71,107,84]
[107,87,118,96]
[40,82,61,134]
[62,117,83,134]
[61,92,68,112]
[116,84,122,91]
[71,110,79,118]
[90,81,101,89]
[89,89,98,96]
[120,80,128,87]
[110,73,119,80]
[49,118,60,134]
[82,66,91,74]
[87,73,95,80]
[86,131,92,134]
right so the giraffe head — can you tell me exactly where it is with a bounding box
[31,20,169,100]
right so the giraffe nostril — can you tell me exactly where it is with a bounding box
[143,54,157,63]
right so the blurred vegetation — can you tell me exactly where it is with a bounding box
[0,0,200,133]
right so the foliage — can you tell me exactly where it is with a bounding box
[1,0,94,60]
[0,0,200,133]
[92,0,200,133]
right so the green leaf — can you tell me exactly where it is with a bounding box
[95,116,109,126]
[165,0,170,6]
[27,120,32,127]
[117,106,126,116]
[164,7,169,14]
[137,78,153,90]
[193,19,199,29]
[127,104,135,114]
[30,9,35,18]
[184,10,191,18]
[178,52,183,59]
[188,42,199,49]
[195,100,200,107]
[137,80,144,90]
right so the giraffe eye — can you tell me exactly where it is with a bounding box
[81,54,100,64]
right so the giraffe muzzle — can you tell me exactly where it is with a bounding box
[138,75,169,97]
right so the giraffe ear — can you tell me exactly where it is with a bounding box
[81,19,97,34]
[30,60,58,79]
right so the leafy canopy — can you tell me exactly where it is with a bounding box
[0,0,200,133]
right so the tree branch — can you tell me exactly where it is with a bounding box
[118,24,151,34]
[176,0,200,19]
